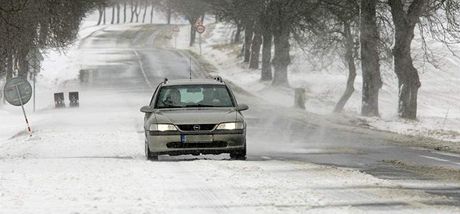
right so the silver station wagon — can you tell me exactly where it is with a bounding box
[140,78,248,160]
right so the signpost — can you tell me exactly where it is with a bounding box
[195,25,206,55]
[3,77,33,136]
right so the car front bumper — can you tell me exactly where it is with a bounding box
[145,130,246,155]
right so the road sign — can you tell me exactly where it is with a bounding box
[4,77,32,106]
[196,25,206,34]
[3,77,33,136]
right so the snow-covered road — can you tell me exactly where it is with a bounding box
[1,24,460,213]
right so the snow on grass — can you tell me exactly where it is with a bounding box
[194,21,460,143]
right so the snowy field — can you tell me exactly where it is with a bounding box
[1,11,460,213]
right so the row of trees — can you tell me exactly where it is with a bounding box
[170,0,460,120]
[2,1,459,120]
[95,0,160,25]
[0,0,98,82]
[96,0,208,47]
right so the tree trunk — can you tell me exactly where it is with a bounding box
[123,2,127,23]
[189,20,197,46]
[233,22,241,43]
[243,22,254,63]
[17,49,28,78]
[249,29,262,69]
[261,28,272,81]
[394,28,420,119]
[389,0,426,119]
[38,21,49,47]
[167,8,172,24]
[111,5,115,24]
[135,6,140,22]
[97,6,104,25]
[103,7,106,25]
[150,4,154,23]
[142,1,148,23]
[360,0,382,116]
[334,22,357,113]
[116,3,120,24]
[271,24,290,86]
[130,1,136,23]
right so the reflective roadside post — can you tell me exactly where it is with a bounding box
[172,26,180,49]
[3,77,33,137]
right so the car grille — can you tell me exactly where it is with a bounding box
[177,124,216,131]
[166,141,227,149]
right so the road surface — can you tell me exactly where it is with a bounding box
[1,24,460,213]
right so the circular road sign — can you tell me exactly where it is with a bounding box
[196,25,206,34]
[3,77,32,106]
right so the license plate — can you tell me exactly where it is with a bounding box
[180,134,212,143]
[180,134,187,143]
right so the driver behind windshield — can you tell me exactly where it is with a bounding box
[164,89,182,107]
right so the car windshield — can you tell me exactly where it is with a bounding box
[155,84,235,108]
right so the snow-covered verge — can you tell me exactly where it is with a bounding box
[188,21,460,144]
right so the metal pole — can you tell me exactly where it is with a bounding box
[33,73,36,112]
[15,85,32,137]
[175,31,177,49]
[199,33,202,55]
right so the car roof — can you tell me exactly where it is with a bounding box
[162,79,225,86]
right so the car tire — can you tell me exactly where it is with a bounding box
[230,147,246,160]
[145,142,159,161]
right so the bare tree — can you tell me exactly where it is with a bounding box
[142,0,148,23]
[150,3,154,23]
[130,0,138,23]
[97,5,105,25]
[116,2,120,24]
[111,4,115,24]
[360,0,382,116]
[123,1,127,23]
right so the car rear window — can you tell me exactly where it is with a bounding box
[155,85,235,108]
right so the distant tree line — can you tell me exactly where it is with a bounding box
[0,0,99,82]
[96,0,209,47]
[95,0,161,25]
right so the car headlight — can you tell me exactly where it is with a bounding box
[216,122,244,130]
[149,124,177,131]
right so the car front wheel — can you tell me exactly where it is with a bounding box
[230,147,246,160]
[145,142,158,161]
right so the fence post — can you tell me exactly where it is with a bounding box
[294,88,306,109]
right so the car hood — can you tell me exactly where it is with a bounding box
[154,108,239,125]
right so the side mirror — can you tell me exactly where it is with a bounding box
[140,106,155,113]
[235,104,249,111]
